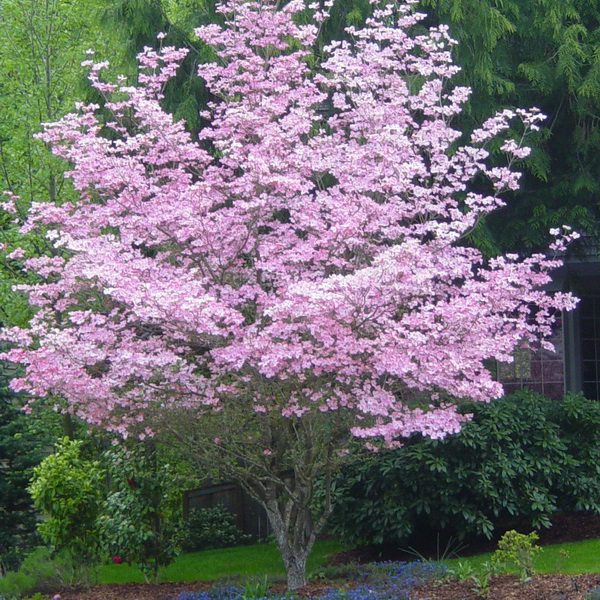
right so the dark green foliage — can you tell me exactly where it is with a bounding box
[327,392,600,546]
[181,505,251,552]
[0,393,54,572]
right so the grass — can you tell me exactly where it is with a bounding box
[99,539,345,584]
[100,536,600,584]
[443,538,600,575]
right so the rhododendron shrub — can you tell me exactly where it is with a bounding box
[1,0,577,588]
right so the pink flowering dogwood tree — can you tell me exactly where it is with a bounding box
[1,0,577,588]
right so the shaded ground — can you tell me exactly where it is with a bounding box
[57,512,600,600]
[329,511,600,564]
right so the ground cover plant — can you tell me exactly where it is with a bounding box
[0,0,578,589]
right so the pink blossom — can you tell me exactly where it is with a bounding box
[0,0,575,447]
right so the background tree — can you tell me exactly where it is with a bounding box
[99,0,220,134]
[0,0,108,206]
[0,389,55,572]
[420,0,600,253]
[2,0,577,589]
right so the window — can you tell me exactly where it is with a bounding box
[579,297,600,400]
[498,319,565,400]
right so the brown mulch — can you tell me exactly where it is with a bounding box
[55,512,600,600]
[57,580,339,600]
[58,582,212,600]
[415,573,600,600]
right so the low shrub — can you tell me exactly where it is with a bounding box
[181,505,252,552]
[0,570,35,600]
[0,547,98,600]
[446,530,540,598]
[494,530,541,584]
[326,391,600,545]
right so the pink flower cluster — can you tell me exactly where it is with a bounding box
[1,0,576,444]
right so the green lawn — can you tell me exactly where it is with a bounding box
[100,539,345,584]
[443,538,600,575]
[100,537,600,584]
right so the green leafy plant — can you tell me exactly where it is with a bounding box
[404,534,466,563]
[447,559,498,599]
[447,560,475,583]
[97,443,183,583]
[240,575,270,599]
[554,548,571,573]
[470,561,499,599]
[182,505,252,552]
[493,530,541,584]
[28,438,104,565]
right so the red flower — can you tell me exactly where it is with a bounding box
[112,556,123,564]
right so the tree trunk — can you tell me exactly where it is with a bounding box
[153,557,160,584]
[281,549,308,590]
[264,495,316,590]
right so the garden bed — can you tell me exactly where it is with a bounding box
[57,512,600,600]
[58,573,600,600]
[416,573,600,599]
[59,582,211,600]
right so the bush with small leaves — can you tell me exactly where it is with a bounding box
[493,530,541,584]
[97,444,182,584]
